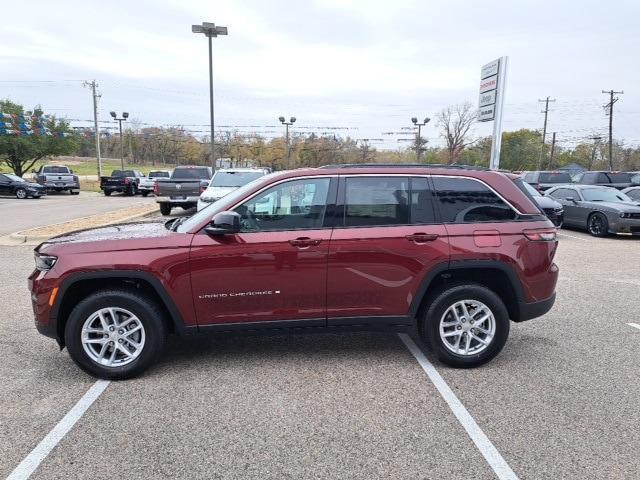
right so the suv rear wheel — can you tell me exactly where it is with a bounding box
[65,289,167,380]
[420,284,510,368]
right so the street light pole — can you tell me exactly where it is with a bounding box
[279,116,296,169]
[192,22,228,171]
[411,116,430,162]
[110,111,129,170]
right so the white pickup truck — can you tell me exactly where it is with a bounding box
[197,168,271,211]
[33,165,80,194]
[138,170,171,197]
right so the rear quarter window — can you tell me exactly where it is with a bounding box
[432,177,517,223]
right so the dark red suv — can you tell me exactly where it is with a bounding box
[29,165,559,379]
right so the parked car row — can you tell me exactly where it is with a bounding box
[521,170,640,191]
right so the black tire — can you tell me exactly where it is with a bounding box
[104,190,112,196]
[65,289,167,380]
[420,283,510,368]
[159,203,172,216]
[587,212,608,237]
[70,190,80,195]
[141,191,149,197]
[15,188,27,199]
[126,185,136,196]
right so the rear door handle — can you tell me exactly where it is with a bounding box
[405,233,439,243]
[289,237,322,248]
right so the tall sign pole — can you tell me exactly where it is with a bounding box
[478,56,508,170]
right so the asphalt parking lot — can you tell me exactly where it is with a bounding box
[1,229,639,479]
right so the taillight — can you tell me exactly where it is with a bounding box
[523,228,557,241]
[124,178,130,184]
[153,181,159,195]
[200,185,206,194]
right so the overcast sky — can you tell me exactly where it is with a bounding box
[1,0,639,149]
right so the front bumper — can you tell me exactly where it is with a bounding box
[610,217,640,236]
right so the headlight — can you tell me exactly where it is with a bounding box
[620,212,631,218]
[35,253,57,271]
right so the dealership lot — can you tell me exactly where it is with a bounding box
[1,230,639,479]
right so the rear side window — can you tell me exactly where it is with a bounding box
[432,177,516,223]
[539,172,572,183]
[549,188,580,200]
[345,177,409,226]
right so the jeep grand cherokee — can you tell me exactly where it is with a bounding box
[29,164,558,379]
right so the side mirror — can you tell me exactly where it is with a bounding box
[205,211,241,236]
[69,169,74,174]
[565,197,577,203]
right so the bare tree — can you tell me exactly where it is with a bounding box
[437,102,477,164]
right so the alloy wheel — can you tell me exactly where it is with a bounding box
[81,307,146,367]
[589,214,605,236]
[439,300,496,356]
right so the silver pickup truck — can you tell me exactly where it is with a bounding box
[155,166,213,215]
[33,165,80,194]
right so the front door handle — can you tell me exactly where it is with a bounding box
[405,233,439,243]
[289,237,322,248]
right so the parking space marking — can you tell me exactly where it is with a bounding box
[398,334,519,480]
[606,278,640,287]
[628,323,640,331]
[6,380,110,480]
[557,232,590,241]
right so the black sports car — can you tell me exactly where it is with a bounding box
[546,185,640,237]
[0,173,47,199]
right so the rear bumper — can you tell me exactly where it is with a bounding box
[44,182,79,190]
[156,196,200,205]
[514,292,556,322]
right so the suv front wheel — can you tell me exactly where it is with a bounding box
[65,289,167,380]
[421,284,510,368]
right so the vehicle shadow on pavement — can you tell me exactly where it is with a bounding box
[151,331,417,377]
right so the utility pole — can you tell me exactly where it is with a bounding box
[537,96,555,169]
[548,132,557,169]
[588,135,602,170]
[83,80,102,177]
[602,89,624,171]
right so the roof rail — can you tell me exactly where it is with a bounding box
[318,163,493,171]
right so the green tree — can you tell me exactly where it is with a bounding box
[0,100,77,176]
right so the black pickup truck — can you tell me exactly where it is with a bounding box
[100,170,145,196]
[155,166,212,215]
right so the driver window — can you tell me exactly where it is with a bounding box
[235,178,331,232]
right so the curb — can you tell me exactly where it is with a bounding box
[0,207,158,246]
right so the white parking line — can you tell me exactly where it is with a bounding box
[6,380,110,480]
[558,232,590,241]
[398,334,519,480]
[628,323,640,331]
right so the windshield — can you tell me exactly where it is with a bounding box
[4,174,24,182]
[176,172,280,233]
[539,172,572,183]
[605,172,632,183]
[172,168,210,180]
[582,188,632,202]
[210,171,265,188]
